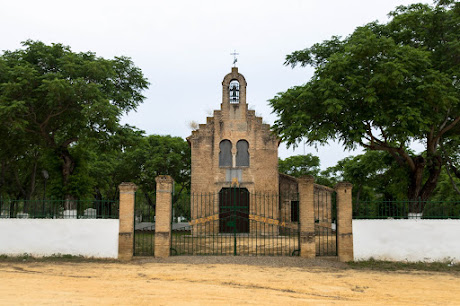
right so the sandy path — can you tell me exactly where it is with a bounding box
[0,258,458,305]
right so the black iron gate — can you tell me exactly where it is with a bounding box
[133,191,156,256]
[219,188,249,233]
[314,186,337,256]
[171,187,300,256]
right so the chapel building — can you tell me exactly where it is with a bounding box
[187,67,284,234]
[188,67,280,196]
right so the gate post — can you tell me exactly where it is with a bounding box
[335,182,353,262]
[298,176,316,258]
[118,182,137,261]
[155,175,174,258]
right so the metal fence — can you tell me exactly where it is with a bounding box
[353,200,460,219]
[171,189,301,256]
[0,198,119,219]
[134,191,156,256]
[314,186,337,256]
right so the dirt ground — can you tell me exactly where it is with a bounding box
[0,257,458,305]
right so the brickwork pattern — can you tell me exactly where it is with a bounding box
[336,182,354,262]
[155,175,174,258]
[279,174,300,230]
[118,182,137,261]
[298,176,316,258]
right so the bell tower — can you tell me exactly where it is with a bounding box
[221,67,248,121]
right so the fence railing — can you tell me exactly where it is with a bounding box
[353,200,460,219]
[0,199,119,219]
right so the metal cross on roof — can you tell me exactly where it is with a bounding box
[230,50,239,67]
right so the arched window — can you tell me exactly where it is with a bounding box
[229,80,239,104]
[236,140,249,167]
[219,140,232,167]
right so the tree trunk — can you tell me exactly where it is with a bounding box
[451,165,460,179]
[355,185,361,204]
[64,194,77,212]
[0,161,5,190]
[355,185,362,216]
[26,161,38,200]
[407,155,442,213]
[60,148,76,210]
[419,155,442,200]
[94,188,102,201]
[23,160,38,214]
[144,192,155,211]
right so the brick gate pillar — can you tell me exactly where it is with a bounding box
[298,176,316,258]
[335,182,354,262]
[118,182,137,261]
[155,175,174,258]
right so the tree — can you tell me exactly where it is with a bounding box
[270,1,460,203]
[117,134,191,210]
[440,132,460,196]
[430,171,460,201]
[279,154,320,177]
[323,151,409,203]
[0,95,43,203]
[85,125,145,200]
[0,41,149,206]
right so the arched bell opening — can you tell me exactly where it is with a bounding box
[229,80,240,104]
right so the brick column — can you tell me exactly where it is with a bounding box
[298,176,315,258]
[335,182,354,262]
[118,182,137,261]
[155,175,174,258]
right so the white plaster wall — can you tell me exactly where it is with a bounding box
[0,219,119,258]
[353,220,460,263]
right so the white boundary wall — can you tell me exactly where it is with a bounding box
[0,219,119,258]
[353,220,460,263]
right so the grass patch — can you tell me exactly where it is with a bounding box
[348,258,460,273]
[0,253,118,263]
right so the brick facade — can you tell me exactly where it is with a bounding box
[187,67,280,233]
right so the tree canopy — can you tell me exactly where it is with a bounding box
[323,151,409,202]
[278,154,320,178]
[0,41,149,202]
[270,1,460,201]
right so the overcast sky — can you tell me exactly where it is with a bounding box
[1,0,429,169]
